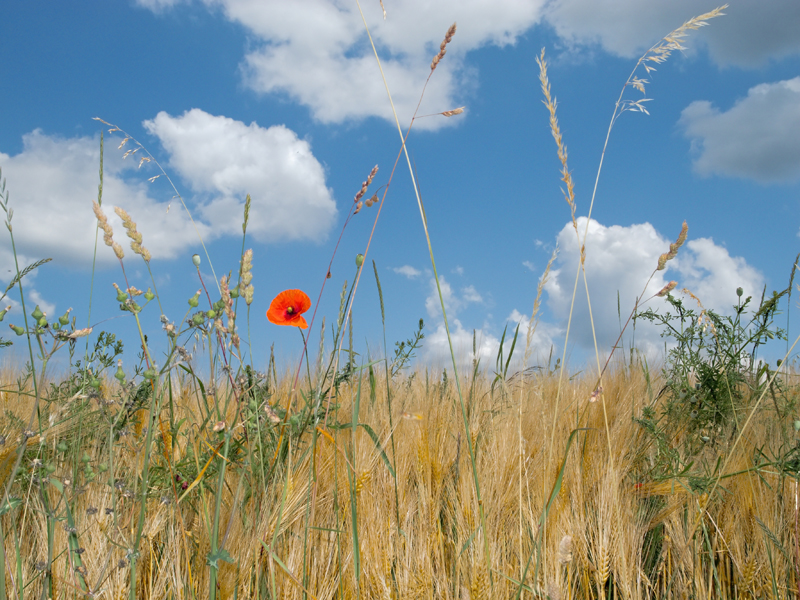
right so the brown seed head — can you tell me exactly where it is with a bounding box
[431,22,457,71]
[93,201,116,248]
[442,107,465,117]
[656,281,678,297]
[354,165,379,204]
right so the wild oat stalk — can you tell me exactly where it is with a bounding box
[353,5,493,584]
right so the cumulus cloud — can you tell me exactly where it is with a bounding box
[544,0,800,67]
[673,238,764,311]
[139,0,545,129]
[424,275,484,319]
[544,218,763,355]
[0,129,205,273]
[423,309,558,372]
[393,265,421,279]
[679,78,800,183]
[0,112,336,275]
[143,109,337,241]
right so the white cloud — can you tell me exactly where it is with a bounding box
[453,265,464,275]
[544,218,763,354]
[423,309,559,372]
[543,0,800,67]
[424,275,485,319]
[143,109,337,241]
[523,260,536,272]
[673,238,764,312]
[0,113,336,276]
[423,318,500,371]
[425,274,460,318]
[393,265,421,279]
[679,78,800,183]
[461,285,483,304]
[141,0,545,129]
[0,129,205,272]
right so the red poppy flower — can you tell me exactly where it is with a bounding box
[267,289,311,329]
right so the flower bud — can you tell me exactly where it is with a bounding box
[116,289,128,303]
[0,307,10,322]
[31,305,44,321]
[115,364,126,383]
[144,288,155,301]
[188,291,200,308]
[736,287,743,297]
[192,254,201,267]
[356,253,364,268]
[59,309,71,325]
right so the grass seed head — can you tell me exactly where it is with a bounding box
[431,22,457,71]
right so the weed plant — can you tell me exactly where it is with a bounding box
[1,4,800,599]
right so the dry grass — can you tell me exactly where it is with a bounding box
[0,358,796,599]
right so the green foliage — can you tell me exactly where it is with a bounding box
[390,318,425,378]
[635,285,791,480]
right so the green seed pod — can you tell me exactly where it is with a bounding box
[230,287,239,299]
[10,324,25,336]
[355,253,364,268]
[736,287,743,297]
[116,289,128,302]
[90,378,101,390]
[188,291,200,308]
[52,322,61,331]
[31,305,44,320]
[81,452,91,464]
[45,463,56,474]
[144,288,155,301]
[85,472,95,482]
[794,420,800,432]
[57,441,68,452]
[0,308,8,322]
[115,365,126,382]
[206,310,217,319]
[99,462,108,472]
[192,254,201,267]
[37,316,48,328]
[59,310,71,325]
[144,368,157,381]
[192,313,205,326]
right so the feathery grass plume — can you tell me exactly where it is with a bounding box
[537,49,577,234]
[93,201,124,260]
[114,206,152,263]
[621,6,728,116]
[431,22,456,72]
[524,246,558,367]
[239,249,254,305]
[657,220,688,270]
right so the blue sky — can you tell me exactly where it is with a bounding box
[1,0,799,375]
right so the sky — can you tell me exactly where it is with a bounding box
[0,0,799,378]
